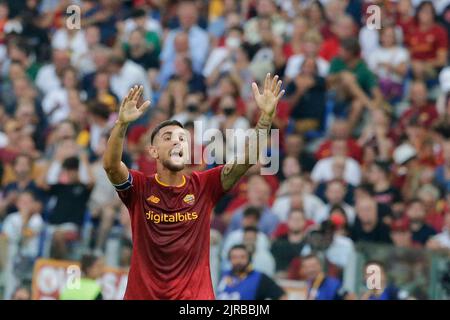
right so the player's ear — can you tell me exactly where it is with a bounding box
[148,145,158,159]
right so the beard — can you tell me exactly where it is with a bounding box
[162,159,185,172]
[232,262,249,275]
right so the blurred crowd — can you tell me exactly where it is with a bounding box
[0,0,450,300]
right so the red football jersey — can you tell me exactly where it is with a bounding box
[117,165,225,300]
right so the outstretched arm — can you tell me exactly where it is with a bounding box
[103,85,151,184]
[220,73,284,191]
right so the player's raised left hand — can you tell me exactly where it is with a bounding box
[251,73,285,117]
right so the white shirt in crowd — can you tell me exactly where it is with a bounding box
[2,212,44,258]
[431,229,450,249]
[284,54,330,79]
[272,193,325,224]
[110,60,153,101]
[359,26,380,61]
[41,89,71,125]
[51,29,89,66]
[35,64,62,95]
[220,229,275,276]
[123,16,162,38]
[326,234,356,269]
[368,46,409,84]
[311,156,362,186]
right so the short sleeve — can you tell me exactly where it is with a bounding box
[196,165,226,204]
[436,26,448,50]
[256,273,285,300]
[115,169,146,209]
[328,58,343,74]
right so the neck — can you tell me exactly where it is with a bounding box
[288,231,303,242]
[362,220,376,231]
[374,180,389,191]
[420,22,432,30]
[131,46,145,55]
[347,58,359,68]
[156,166,185,187]
[17,177,30,187]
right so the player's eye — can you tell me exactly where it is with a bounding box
[179,136,185,141]
[163,135,170,141]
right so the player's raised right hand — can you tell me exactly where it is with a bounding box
[117,85,151,124]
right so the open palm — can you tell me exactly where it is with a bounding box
[252,73,285,117]
[118,85,151,124]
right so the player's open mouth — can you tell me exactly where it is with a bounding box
[170,148,183,159]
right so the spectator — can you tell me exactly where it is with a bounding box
[283,133,316,173]
[327,38,383,129]
[0,154,44,216]
[40,156,93,259]
[243,0,287,46]
[1,191,43,260]
[227,175,279,236]
[208,0,239,39]
[360,260,403,300]
[10,285,31,300]
[315,119,363,162]
[271,209,307,277]
[311,139,362,186]
[123,28,160,72]
[397,80,438,137]
[285,56,327,135]
[221,207,271,272]
[242,226,276,276]
[367,25,409,103]
[406,199,437,246]
[320,14,356,62]
[368,160,402,209]
[108,53,152,101]
[434,139,450,192]
[285,29,330,80]
[171,55,206,94]
[272,175,325,224]
[160,0,209,76]
[316,179,356,226]
[88,134,122,254]
[390,218,414,248]
[406,1,448,81]
[35,49,71,96]
[41,66,81,126]
[427,211,450,251]
[300,253,353,300]
[60,253,105,300]
[216,244,286,300]
[351,197,392,244]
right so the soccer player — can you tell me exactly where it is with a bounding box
[102,73,284,299]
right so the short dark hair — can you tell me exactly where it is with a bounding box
[340,38,360,57]
[62,156,79,171]
[373,160,391,175]
[150,120,184,144]
[243,206,261,220]
[415,0,436,24]
[228,244,250,260]
[80,254,100,275]
[243,226,259,234]
[89,101,110,120]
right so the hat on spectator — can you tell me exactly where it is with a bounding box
[393,143,417,165]
[439,67,450,93]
